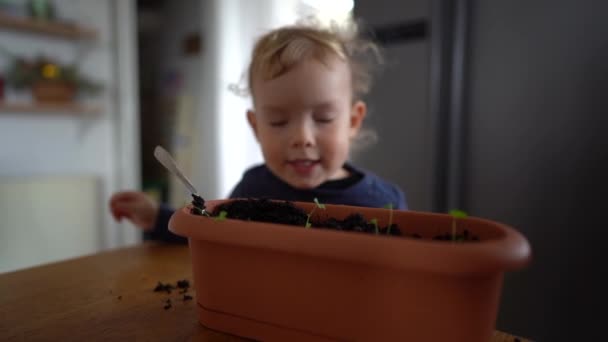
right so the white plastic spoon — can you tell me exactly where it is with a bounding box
[154,145,206,214]
[154,145,198,195]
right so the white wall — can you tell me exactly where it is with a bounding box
[0,0,140,271]
[0,176,100,273]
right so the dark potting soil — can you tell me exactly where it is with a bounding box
[190,194,206,216]
[192,198,479,242]
[176,279,190,289]
[153,279,193,309]
[153,281,175,294]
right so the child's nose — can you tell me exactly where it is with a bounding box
[290,121,314,148]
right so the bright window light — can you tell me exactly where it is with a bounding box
[298,0,355,25]
[301,0,354,13]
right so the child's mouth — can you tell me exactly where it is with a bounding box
[287,159,319,176]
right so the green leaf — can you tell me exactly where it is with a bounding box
[449,209,467,242]
[384,203,394,234]
[449,209,468,218]
[214,210,228,221]
[370,218,379,234]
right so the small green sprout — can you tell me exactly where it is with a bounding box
[313,197,326,209]
[305,197,326,228]
[383,203,394,235]
[214,210,228,221]
[370,218,379,234]
[449,209,468,241]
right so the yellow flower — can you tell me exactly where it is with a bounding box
[41,63,60,79]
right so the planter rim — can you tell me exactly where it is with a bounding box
[169,199,531,276]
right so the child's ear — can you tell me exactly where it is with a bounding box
[349,100,367,138]
[247,110,259,138]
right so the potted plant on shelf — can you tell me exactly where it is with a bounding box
[169,196,532,342]
[4,55,101,104]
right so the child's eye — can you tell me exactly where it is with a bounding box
[315,117,334,124]
[269,120,287,127]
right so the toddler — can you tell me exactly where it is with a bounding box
[110,22,407,243]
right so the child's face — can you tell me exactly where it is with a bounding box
[248,56,366,189]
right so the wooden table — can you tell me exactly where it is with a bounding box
[0,243,530,341]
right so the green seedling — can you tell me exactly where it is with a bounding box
[214,210,228,221]
[305,198,326,228]
[370,218,379,234]
[383,203,394,235]
[448,209,468,241]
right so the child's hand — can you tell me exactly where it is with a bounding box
[109,191,159,231]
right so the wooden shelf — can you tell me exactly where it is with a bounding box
[0,12,96,40]
[0,101,100,115]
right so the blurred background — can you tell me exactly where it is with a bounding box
[0,0,606,340]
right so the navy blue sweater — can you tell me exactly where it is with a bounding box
[147,163,407,243]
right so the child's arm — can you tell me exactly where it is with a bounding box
[109,191,186,244]
[109,191,158,230]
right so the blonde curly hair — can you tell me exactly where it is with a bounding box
[246,22,382,102]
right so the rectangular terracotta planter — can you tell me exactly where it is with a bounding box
[169,200,531,342]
